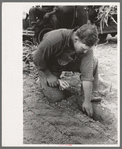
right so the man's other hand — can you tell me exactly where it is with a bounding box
[47,74,59,87]
[43,13,50,20]
[82,101,93,117]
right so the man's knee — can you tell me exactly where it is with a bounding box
[37,70,65,103]
[40,75,65,102]
[43,87,65,103]
[29,7,35,14]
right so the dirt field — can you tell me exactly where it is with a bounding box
[23,38,119,145]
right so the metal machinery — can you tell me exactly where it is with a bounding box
[23,6,117,44]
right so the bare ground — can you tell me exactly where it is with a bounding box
[23,41,118,145]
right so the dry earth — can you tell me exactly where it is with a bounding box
[23,38,118,145]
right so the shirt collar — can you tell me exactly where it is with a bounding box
[66,29,74,47]
[67,26,79,47]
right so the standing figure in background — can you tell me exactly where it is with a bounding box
[28,5,59,30]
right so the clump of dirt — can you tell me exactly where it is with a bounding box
[23,41,118,145]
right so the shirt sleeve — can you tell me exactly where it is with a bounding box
[32,37,63,71]
[80,49,94,82]
[32,39,54,71]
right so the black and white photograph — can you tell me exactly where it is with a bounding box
[2,2,120,147]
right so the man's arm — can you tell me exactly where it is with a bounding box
[80,49,94,117]
[32,39,61,87]
[82,81,93,117]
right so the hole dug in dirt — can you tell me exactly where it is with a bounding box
[76,95,114,125]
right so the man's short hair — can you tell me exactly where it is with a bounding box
[76,23,99,47]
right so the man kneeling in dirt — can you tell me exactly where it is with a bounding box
[32,23,99,117]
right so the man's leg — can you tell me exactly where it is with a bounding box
[37,69,65,103]
[35,57,98,102]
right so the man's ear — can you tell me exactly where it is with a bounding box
[74,36,79,42]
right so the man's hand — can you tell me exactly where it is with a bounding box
[58,79,69,90]
[43,69,59,87]
[82,101,93,117]
[46,74,59,87]
[43,13,50,20]
[82,81,93,117]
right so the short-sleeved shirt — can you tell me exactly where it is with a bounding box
[32,29,94,81]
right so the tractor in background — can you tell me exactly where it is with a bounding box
[23,5,117,44]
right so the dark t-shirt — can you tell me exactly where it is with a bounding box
[32,29,94,81]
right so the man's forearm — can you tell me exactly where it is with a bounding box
[44,10,56,19]
[48,10,57,15]
[82,81,92,102]
[82,81,93,117]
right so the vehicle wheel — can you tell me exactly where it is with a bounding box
[32,27,53,45]
[98,34,107,43]
[37,28,53,43]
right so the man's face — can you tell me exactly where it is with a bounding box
[74,36,92,54]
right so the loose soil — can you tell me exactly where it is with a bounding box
[23,40,118,145]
